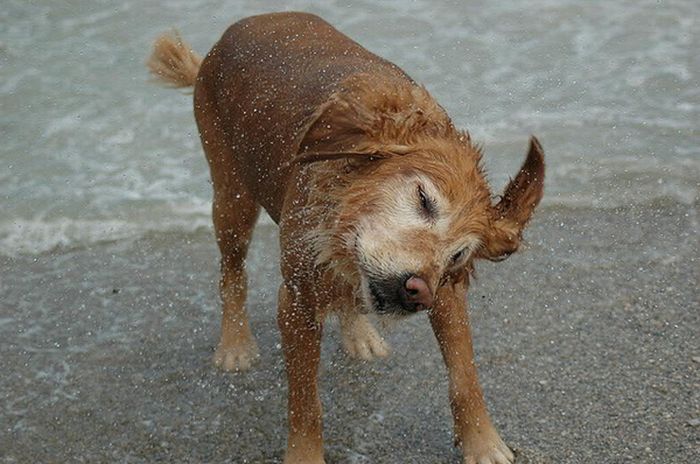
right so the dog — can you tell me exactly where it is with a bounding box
[148,12,544,464]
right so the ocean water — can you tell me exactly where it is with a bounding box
[1,0,698,256]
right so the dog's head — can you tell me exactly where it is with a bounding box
[295,75,545,315]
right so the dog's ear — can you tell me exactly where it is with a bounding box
[291,86,414,166]
[290,74,448,167]
[478,137,545,262]
[293,144,412,165]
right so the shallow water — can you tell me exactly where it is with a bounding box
[1,0,698,256]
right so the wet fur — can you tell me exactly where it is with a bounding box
[148,12,544,464]
[296,75,492,287]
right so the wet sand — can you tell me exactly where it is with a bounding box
[1,202,698,463]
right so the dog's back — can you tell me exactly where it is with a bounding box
[194,13,411,217]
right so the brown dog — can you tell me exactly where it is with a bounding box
[148,12,544,464]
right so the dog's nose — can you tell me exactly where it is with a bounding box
[399,275,433,311]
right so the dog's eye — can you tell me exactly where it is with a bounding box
[451,248,466,264]
[418,185,435,216]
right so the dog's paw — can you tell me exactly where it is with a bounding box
[283,454,326,464]
[213,340,259,372]
[283,443,326,464]
[340,313,390,360]
[461,431,514,464]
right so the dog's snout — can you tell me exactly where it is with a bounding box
[399,275,433,311]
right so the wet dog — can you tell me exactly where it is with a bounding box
[148,12,544,464]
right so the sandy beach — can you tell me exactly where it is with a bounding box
[1,202,697,463]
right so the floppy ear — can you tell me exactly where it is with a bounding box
[478,137,545,261]
[294,145,412,165]
[289,95,413,167]
[289,74,446,167]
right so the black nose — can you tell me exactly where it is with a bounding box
[397,275,433,312]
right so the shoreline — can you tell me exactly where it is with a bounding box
[1,195,695,261]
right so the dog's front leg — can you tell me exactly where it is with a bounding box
[278,282,325,464]
[429,283,514,464]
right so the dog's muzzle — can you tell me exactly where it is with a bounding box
[368,274,434,314]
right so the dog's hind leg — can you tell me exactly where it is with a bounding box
[210,182,261,372]
[195,87,261,372]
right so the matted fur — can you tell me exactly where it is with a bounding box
[148,12,544,464]
[291,74,512,292]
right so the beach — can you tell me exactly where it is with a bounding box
[1,201,697,463]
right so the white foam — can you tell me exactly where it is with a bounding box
[0,215,211,257]
[0,203,276,257]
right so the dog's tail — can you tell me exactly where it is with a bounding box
[147,31,202,88]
